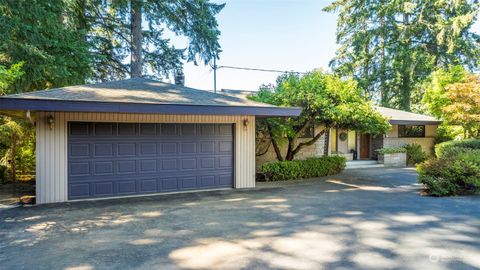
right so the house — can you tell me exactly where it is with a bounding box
[256,106,442,165]
[220,89,442,165]
[0,78,300,204]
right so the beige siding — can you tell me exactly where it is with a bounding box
[35,112,255,204]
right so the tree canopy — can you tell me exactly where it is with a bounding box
[72,0,224,80]
[324,0,480,111]
[251,70,390,161]
[442,74,480,138]
[0,0,92,92]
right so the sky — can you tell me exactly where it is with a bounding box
[170,0,480,92]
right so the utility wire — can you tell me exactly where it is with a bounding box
[210,64,308,74]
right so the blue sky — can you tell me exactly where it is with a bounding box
[171,0,480,91]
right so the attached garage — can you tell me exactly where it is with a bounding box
[0,78,300,204]
[68,122,234,200]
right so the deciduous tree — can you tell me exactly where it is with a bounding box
[251,70,390,161]
[442,75,480,138]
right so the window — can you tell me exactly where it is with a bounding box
[398,125,425,137]
[298,123,315,138]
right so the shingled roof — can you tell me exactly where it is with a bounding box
[0,78,301,117]
[375,106,441,125]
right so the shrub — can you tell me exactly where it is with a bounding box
[260,155,346,181]
[404,143,428,166]
[435,139,480,158]
[418,140,480,196]
[375,147,407,155]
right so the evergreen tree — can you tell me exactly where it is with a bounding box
[324,0,480,111]
[0,0,92,92]
[71,0,224,80]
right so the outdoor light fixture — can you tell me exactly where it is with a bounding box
[47,115,55,130]
[243,118,249,128]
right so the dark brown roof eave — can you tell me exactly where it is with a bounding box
[0,97,302,117]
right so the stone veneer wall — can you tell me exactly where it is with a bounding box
[256,126,327,169]
[383,137,435,156]
[383,124,438,156]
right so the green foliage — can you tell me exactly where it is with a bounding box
[0,62,24,94]
[422,66,468,118]
[0,0,92,92]
[442,75,480,138]
[0,117,35,183]
[324,1,480,111]
[251,70,390,161]
[417,145,480,196]
[435,139,480,158]
[260,156,346,181]
[404,143,428,166]
[434,124,463,144]
[72,0,224,80]
[375,147,407,155]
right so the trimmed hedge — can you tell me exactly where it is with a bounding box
[435,139,480,158]
[260,156,346,181]
[418,139,480,196]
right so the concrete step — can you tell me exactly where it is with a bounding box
[345,160,384,169]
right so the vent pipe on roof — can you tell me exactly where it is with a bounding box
[174,69,185,86]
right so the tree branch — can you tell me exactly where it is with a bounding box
[290,128,328,157]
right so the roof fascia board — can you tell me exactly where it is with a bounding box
[0,98,301,117]
[389,120,442,125]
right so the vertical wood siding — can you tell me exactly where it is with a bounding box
[35,112,256,204]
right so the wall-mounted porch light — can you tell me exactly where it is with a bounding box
[47,115,55,130]
[243,118,249,129]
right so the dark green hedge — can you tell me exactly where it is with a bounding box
[260,156,346,181]
[435,139,480,158]
[418,139,480,196]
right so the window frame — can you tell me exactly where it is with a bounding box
[398,125,426,138]
[298,123,315,138]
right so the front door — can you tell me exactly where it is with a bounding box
[360,134,370,159]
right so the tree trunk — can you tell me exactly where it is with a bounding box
[130,0,143,77]
[285,129,328,161]
[266,124,283,161]
[399,12,411,111]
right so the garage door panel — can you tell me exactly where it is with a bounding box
[118,123,136,136]
[94,123,115,136]
[139,179,157,193]
[140,123,157,136]
[118,143,136,156]
[161,124,177,135]
[94,143,114,157]
[70,144,90,157]
[94,181,114,196]
[68,122,233,199]
[70,183,90,198]
[70,162,90,176]
[118,160,136,174]
[118,180,136,194]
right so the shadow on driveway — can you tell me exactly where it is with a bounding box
[0,168,479,269]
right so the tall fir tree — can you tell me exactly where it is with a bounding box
[69,0,224,81]
[324,0,480,111]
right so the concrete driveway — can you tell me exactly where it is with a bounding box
[0,168,479,270]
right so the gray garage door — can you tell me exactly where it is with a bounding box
[68,122,234,200]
